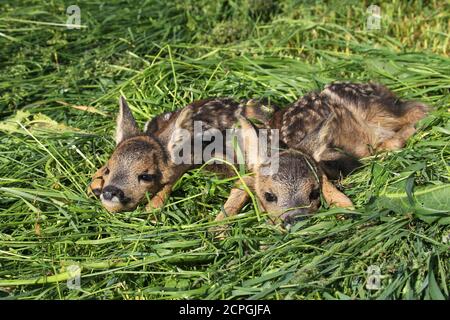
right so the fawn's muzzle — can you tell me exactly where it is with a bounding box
[101,185,127,203]
[281,208,310,226]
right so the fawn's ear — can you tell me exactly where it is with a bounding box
[167,106,195,164]
[236,115,261,171]
[115,96,141,145]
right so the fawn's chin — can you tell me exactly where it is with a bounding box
[101,199,137,213]
[269,207,318,226]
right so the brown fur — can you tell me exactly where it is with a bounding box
[89,82,428,226]
[215,116,346,226]
[218,82,428,227]
[271,82,428,179]
[88,97,278,213]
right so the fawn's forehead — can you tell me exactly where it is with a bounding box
[110,135,164,165]
[261,152,317,183]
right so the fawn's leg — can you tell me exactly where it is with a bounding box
[321,174,353,208]
[374,101,428,152]
[211,177,254,239]
[215,188,250,222]
[211,188,249,240]
[145,184,173,211]
[377,125,416,152]
[215,176,254,222]
[88,165,107,197]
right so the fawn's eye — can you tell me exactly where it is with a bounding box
[138,173,156,182]
[104,167,110,175]
[264,192,277,203]
[309,188,320,201]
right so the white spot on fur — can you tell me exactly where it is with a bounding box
[143,120,151,132]
[100,194,121,204]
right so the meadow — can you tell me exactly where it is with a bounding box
[0,0,449,299]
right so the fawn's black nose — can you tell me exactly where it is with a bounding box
[283,214,305,226]
[102,185,125,202]
[281,209,309,228]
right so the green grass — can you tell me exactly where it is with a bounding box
[0,0,449,299]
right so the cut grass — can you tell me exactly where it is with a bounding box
[0,0,449,299]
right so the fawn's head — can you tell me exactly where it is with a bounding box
[237,116,322,224]
[92,97,175,212]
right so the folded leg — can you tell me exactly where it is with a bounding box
[145,184,174,211]
[88,165,107,197]
[321,174,353,208]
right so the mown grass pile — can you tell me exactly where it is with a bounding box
[0,0,449,299]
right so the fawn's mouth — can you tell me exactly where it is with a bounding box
[100,195,134,212]
[280,208,313,226]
